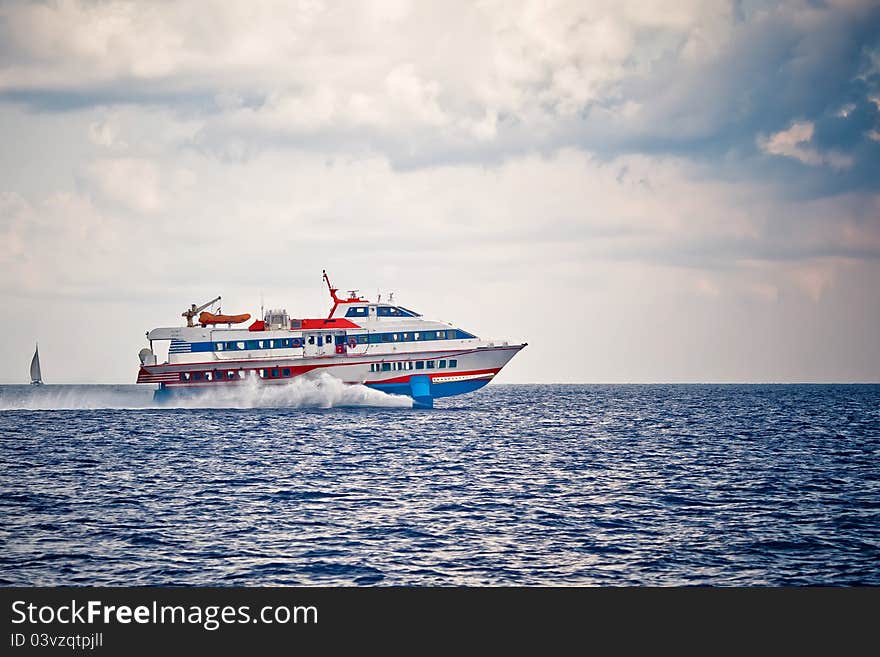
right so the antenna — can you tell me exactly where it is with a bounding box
[389,292,394,303]
[260,291,264,321]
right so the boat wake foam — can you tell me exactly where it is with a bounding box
[0,374,412,410]
[164,373,414,409]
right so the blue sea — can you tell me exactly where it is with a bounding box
[1,382,878,586]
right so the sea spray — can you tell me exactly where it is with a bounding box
[0,374,412,410]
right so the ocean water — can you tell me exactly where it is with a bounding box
[1,381,878,586]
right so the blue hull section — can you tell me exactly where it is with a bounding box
[365,377,491,408]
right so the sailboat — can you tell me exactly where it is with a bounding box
[30,343,43,385]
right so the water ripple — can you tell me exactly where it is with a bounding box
[1,384,878,585]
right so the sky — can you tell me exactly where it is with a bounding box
[1,0,879,384]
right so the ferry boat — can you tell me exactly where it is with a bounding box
[137,272,527,407]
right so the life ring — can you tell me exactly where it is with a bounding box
[348,338,357,349]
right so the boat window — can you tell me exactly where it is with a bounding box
[381,363,391,371]
[271,368,279,378]
[238,370,246,379]
[317,337,323,347]
[216,343,224,351]
[415,361,424,370]
[454,329,476,339]
[437,331,446,339]
[426,361,435,369]
[206,372,213,381]
[194,372,203,380]
[397,307,419,317]
[381,334,391,343]
[449,359,457,368]
[392,333,399,341]
[180,373,190,381]
[439,360,446,368]
[269,340,276,348]
[226,371,235,380]
[259,369,266,378]
[406,362,413,370]
[413,332,420,341]
[292,339,302,348]
[345,307,368,317]
[282,368,291,377]
[236,341,245,350]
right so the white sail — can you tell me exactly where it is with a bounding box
[30,344,42,384]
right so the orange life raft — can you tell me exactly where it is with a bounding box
[199,311,251,326]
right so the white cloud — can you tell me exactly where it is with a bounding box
[757,121,854,170]
[1,1,879,383]
[85,158,165,213]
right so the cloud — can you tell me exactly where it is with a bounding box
[84,158,166,213]
[757,121,854,169]
[1,2,879,383]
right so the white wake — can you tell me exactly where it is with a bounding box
[0,373,412,410]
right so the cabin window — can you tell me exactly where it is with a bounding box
[426,361,435,369]
[238,370,246,379]
[271,368,279,378]
[415,361,424,370]
[413,332,421,341]
[439,360,447,369]
[226,371,235,380]
[317,337,324,347]
[180,373,190,381]
[345,307,368,317]
[292,339,302,348]
[437,331,446,339]
[381,363,391,372]
[236,341,245,350]
[216,343,224,351]
[392,333,399,341]
[449,359,457,368]
[193,372,203,380]
[269,340,276,348]
[282,368,291,377]
[308,336,315,345]
[402,333,410,341]
[259,369,266,378]
[205,372,213,381]
[406,362,413,370]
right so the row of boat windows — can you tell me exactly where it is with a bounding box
[344,306,419,318]
[180,369,295,381]
[209,329,475,352]
[369,359,458,372]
